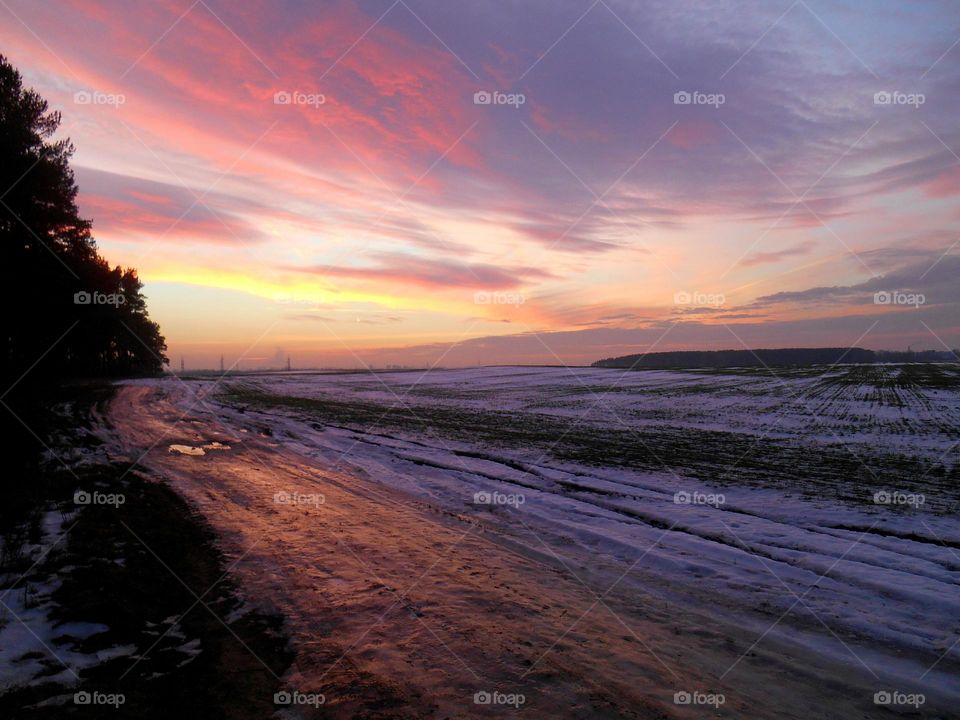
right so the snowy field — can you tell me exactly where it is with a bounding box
[90,364,959,717]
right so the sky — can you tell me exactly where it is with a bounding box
[2,0,959,368]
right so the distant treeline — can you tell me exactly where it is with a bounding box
[592,347,960,369]
[1,55,167,394]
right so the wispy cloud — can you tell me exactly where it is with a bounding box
[4,0,959,364]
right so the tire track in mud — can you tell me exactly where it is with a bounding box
[100,387,702,719]
[211,377,960,666]
[98,379,960,719]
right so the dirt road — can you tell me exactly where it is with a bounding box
[95,379,956,718]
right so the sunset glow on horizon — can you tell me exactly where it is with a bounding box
[4,0,958,368]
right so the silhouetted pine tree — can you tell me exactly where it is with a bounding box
[0,54,167,390]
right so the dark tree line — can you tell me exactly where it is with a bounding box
[592,347,960,369]
[595,348,877,369]
[0,55,167,392]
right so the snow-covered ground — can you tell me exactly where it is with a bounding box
[0,510,110,691]
[97,365,960,718]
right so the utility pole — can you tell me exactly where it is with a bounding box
[220,354,224,373]
[180,357,184,373]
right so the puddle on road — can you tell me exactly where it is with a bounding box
[168,442,232,456]
[202,442,231,451]
[169,444,205,456]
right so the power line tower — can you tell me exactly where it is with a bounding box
[220,354,224,373]
[286,355,291,371]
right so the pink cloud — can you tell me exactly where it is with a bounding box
[740,239,817,267]
[283,252,553,291]
[666,119,719,150]
[923,167,960,198]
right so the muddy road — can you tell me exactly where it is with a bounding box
[94,377,959,718]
